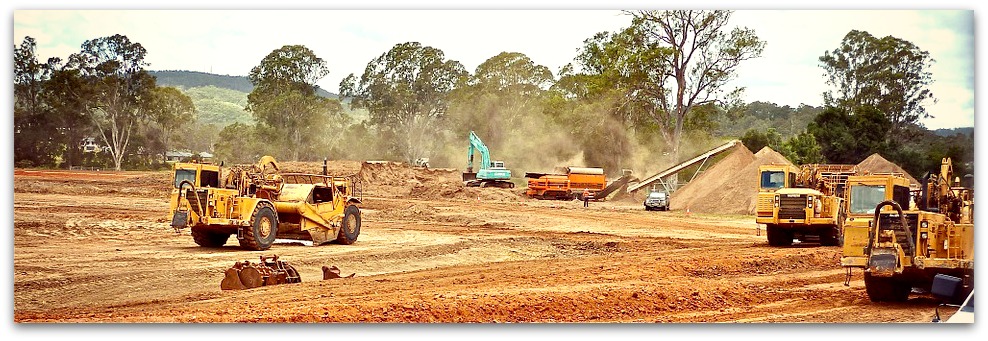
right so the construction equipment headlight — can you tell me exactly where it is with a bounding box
[774,195,780,207]
[807,196,814,208]
[921,221,929,228]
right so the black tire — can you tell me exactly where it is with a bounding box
[766,224,792,247]
[864,273,910,302]
[336,205,361,245]
[819,226,839,246]
[239,202,278,251]
[891,280,912,302]
[191,228,230,248]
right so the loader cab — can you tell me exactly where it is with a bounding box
[840,174,912,267]
[845,175,911,217]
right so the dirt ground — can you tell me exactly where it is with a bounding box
[11,165,955,323]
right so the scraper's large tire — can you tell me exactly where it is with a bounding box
[192,228,230,248]
[240,202,278,251]
[336,205,361,245]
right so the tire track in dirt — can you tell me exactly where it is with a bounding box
[14,170,942,323]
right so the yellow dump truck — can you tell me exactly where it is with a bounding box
[169,156,362,251]
[755,164,856,246]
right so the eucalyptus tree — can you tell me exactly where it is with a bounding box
[447,52,554,158]
[340,42,468,162]
[145,86,197,158]
[247,44,344,161]
[819,29,935,138]
[628,10,766,161]
[66,34,156,171]
[13,36,60,166]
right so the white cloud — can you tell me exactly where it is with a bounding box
[11,8,975,129]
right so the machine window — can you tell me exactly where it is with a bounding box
[312,186,333,204]
[174,169,196,189]
[200,170,220,188]
[893,185,910,210]
[850,185,886,214]
[761,171,786,189]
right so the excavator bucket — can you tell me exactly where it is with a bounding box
[322,265,356,280]
[220,255,301,290]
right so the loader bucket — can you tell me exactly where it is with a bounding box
[220,255,301,290]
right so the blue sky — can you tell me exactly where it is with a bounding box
[8,2,980,130]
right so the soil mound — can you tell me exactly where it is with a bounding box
[358,161,525,201]
[671,146,792,214]
[856,153,919,186]
[278,160,363,176]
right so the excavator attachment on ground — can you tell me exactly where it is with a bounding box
[220,255,301,290]
[322,265,356,279]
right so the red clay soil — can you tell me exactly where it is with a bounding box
[856,153,920,186]
[12,160,947,323]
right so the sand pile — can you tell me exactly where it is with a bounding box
[669,144,755,210]
[856,153,919,186]
[671,146,792,214]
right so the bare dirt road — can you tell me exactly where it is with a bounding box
[11,165,950,323]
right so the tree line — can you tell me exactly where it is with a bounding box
[739,29,973,178]
[13,10,972,181]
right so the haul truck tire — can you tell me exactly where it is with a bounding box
[819,226,841,246]
[192,228,230,248]
[766,224,792,247]
[335,205,361,245]
[239,202,278,251]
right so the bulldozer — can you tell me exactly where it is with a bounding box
[841,158,973,302]
[755,164,857,246]
[169,156,363,251]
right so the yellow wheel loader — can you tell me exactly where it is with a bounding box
[168,156,363,251]
[841,158,973,303]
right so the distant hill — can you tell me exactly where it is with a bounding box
[933,127,973,137]
[149,70,338,98]
[148,70,362,128]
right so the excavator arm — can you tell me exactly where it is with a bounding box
[467,130,492,171]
